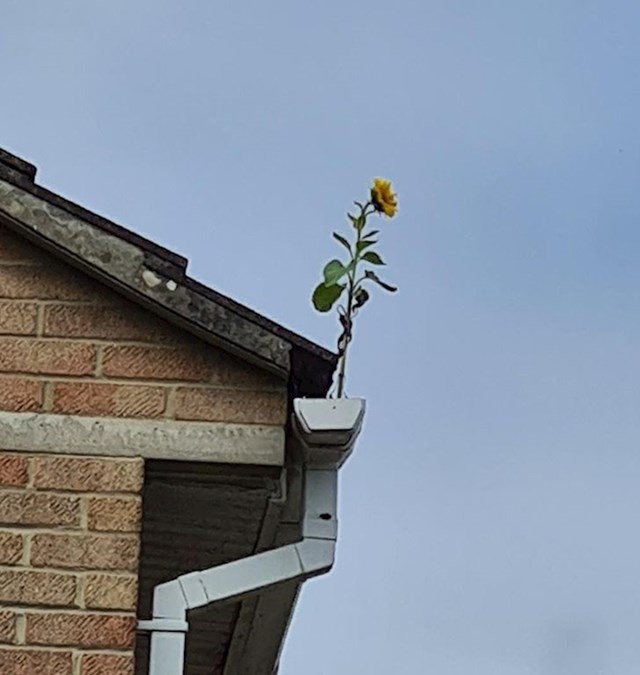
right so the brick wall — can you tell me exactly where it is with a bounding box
[0,452,142,674]
[0,224,288,674]
[0,224,286,426]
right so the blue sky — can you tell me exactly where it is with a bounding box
[4,1,640,672]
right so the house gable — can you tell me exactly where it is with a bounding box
[0,224,287,428]
[0,146,327,675]
[0,224,293,674]
[0,150,337,398]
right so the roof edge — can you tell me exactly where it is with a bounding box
[0,148,337,397]
[0,147,188,271]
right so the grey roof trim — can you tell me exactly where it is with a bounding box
[0,178,290,373]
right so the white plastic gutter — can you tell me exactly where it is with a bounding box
[138,398,365,675]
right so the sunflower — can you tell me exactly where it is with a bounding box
[370,178,398,218]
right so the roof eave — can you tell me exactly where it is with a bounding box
[0,149,337,397]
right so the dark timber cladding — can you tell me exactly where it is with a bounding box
[135,461,288,675]
[0,146,337,397]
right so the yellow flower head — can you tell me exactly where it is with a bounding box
[370,178,398,218]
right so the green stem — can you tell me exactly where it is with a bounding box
[336,279,353,398]
[336,201,369,397]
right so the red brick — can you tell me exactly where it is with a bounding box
[0,531,23,565]
[102,344,213,381]
[0,491,80,527]
[26,612,135,650]
[0,648,73,675]
[80,652,134,675]
[32,456,143,494]
[0,338,95,376]
[0,377,42,412]
[208,355,282,389]
[174,387,286,425]
[0,454,28,487]
[52,382,165,418]
[87,496,141,533]
[84,574,137,611]
[0,570,76,607]
[31,533,139,571]
[0,611,16,643]
[44,303,178,342]
[0,301,38,335]
[101,342,281,387]
[0,265,98,300]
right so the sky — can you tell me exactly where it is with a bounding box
[3,1,640,672]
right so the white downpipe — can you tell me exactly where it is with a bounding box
[147,630,186,675]
[138,398,365,675]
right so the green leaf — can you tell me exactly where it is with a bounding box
[362,229,380,240]
[364,270,397,292]
[332,232,351,253]
[356,239,377,254]
[353,215,365,230]
[312,282,345,312]
[322,259,348,285]
[362,251,385,265]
